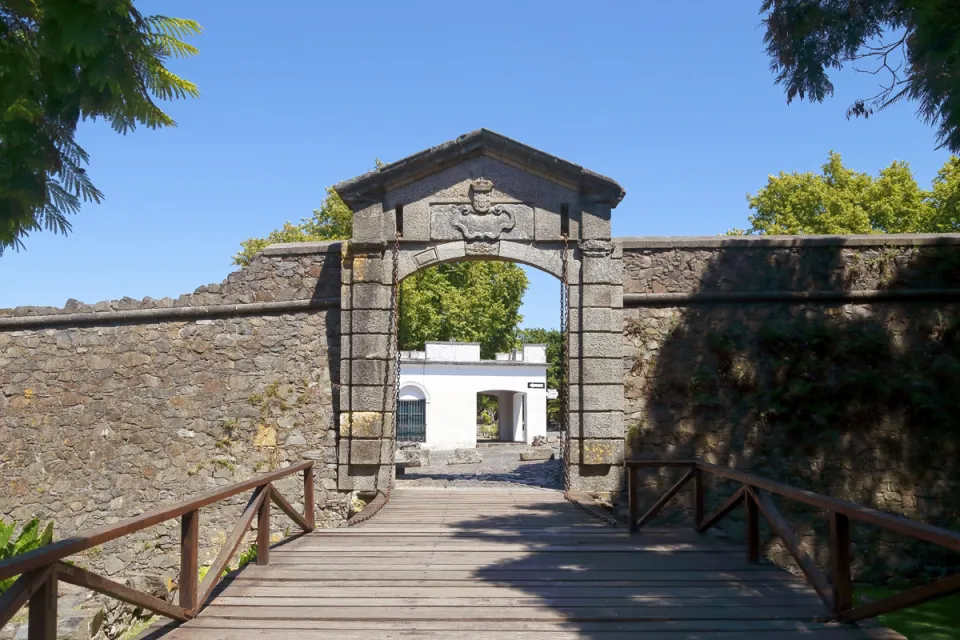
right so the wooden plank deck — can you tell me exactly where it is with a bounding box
[143,487,872,639]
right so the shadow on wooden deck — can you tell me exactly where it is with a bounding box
[138,488,875,639]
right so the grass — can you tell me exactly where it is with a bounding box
[856,585,960,639]
[119,615,159,640]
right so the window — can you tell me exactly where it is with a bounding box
[397,399,426,442]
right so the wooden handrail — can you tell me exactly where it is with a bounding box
[626,459,960,624]
[0,460,313,582]
[0,461,315,638]
[696,461,960,552]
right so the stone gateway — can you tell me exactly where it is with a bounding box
[334,129,627,494]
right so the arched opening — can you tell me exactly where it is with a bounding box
[475,390,531,443]
[393,253,564,488]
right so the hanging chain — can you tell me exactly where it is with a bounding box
[392,232,402,460]
[560,234,571,493]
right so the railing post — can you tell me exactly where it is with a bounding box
[745,489,759,564]
[28,568,57,640]
[179,509,199,614]
[627,465,638,534]
[257,486,271,565]
[303,464,315,530]
[830,511,853,614]
[693,466,704,530]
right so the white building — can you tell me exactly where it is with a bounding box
[398,341,549,449]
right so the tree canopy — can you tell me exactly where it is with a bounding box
[517,327,562,392]
[518,327,563,423]
[232,187,352,267]
[0,1,201,254]
[760,1,960,151]
[400,261,527,359]
[734,152,960,235]
[234,188,529,357]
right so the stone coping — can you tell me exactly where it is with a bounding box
[619,234,960,249]
[624,289,960,306]
[257,235,960,256]
[260,241,344,256]
[0,298,339,330]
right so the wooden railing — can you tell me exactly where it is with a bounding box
[0,461,315,637]
[626,459,960,623]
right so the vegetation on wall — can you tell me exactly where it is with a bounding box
[686,317,960,463]
[632,246,960,583]
[197,543,257,584]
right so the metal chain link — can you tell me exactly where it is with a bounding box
[389,233,402,497]
[393,232,401,431]
[560,234,571,493]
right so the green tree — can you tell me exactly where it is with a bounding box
[234,188,529,358]
[399,261,527,359]
[0,1,201,253]
[735,152,960,235]
[232,188,352,266]
[518,327,563,424]
[929,156,960,231]
[760,1,960,151]
[517,327,562,391]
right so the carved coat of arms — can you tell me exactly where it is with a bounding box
[454,178,516,240]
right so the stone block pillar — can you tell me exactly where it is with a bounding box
[338,241,396,493]
[566,202,626,493]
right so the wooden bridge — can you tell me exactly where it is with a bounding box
[3,460,958,638]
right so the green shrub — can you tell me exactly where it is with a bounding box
[0,519,54,593]
[198,543,259,584]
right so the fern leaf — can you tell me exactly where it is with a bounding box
[12,519,39,555]
[146,16,203,39]
[38,521,53,547]
[149,33,200,59]
[0,521,15,550]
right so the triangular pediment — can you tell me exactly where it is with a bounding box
[333,129,624,210]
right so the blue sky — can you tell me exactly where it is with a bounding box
[0,1,951,330]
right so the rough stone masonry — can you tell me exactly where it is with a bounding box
[0,243,346,580]
[621,234,960,583]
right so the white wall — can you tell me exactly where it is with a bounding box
[399,361,547,450]
[424,342,481,362]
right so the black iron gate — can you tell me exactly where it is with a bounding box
[397,399,426,442]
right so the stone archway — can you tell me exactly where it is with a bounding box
[333,129,626,494]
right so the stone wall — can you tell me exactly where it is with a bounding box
[0,242,345,584]
[5,231,960,590]
[621,235,960,583]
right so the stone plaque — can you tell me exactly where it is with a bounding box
[413,248,439,266]
[429,178,533,241]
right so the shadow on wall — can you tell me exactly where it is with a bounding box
[626,243,960,584]
[319,251,342,442]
